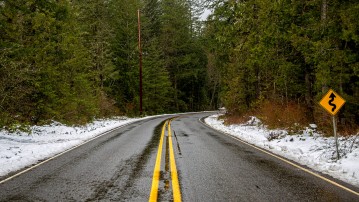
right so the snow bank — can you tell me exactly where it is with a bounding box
[0,117,142,177]
[205,114,359,187]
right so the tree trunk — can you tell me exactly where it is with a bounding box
[321,0,328,93]
[174,75,179,111]
[321,0,328,23]
[210,81,217,109]
[305,66,315,122]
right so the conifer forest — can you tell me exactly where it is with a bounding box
[1,0,358,133]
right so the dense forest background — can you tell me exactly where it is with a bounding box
[0,0,216,127]
[204,0,359,134]
[1,0,358,134]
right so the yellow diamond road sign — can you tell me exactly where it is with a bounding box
[319,89,346,116]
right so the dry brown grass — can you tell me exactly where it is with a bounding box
[257,100,309,130]
[314,105,358,137]
[222,99,358,137]
[313,105,333,136]
[220,100,309,130]
[222,114,252,125]
[98,92,120,117]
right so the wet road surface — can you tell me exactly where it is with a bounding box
[0,112,358,201]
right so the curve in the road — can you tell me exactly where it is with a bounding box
[199,117,359,197]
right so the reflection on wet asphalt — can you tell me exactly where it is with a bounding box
[0,113,358,201]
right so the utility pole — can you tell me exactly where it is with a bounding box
[138,9,143,115]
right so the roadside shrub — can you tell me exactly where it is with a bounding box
[314,105,358,137]
[258,100,309,130]
[222,113,252,125]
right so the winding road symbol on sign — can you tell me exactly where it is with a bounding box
[319,89,345,116]
[328,93,336,112]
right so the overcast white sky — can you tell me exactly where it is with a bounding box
[200,9,212,21]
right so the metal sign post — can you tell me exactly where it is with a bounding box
[332,116,339,159]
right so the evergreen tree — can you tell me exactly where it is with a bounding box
[0,0,100,125]
[160,0,209,112]
[203,0,359,130]
[142,0,173,114]
[107,0,141,115]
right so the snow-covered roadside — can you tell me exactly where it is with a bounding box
[205,114,359,187]
[0,116,148,178]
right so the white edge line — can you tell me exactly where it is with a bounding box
[198,117,359,197]
[0,112,212,185]
[0,118,151,185]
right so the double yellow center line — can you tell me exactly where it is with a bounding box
[149,120,182,202]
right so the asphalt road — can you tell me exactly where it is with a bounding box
[0,112,358,201]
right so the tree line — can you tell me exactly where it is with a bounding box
[203,0,359,131]
[2,0,358,132]
[0,0,215,127]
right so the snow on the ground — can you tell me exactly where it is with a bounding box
[0,117,145,178]
[205,114,359,187]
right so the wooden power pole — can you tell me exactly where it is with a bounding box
[138,9,143,115]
